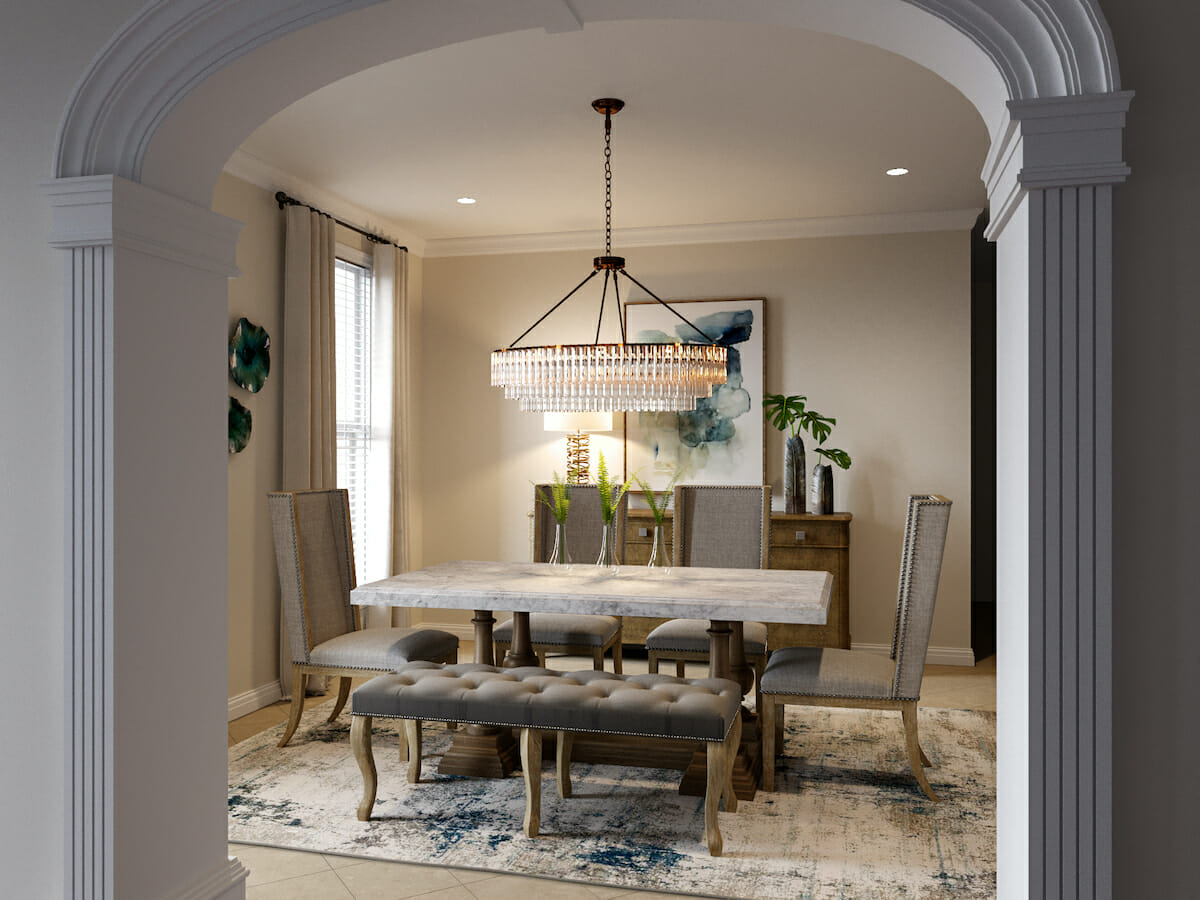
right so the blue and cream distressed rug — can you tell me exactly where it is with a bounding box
[229,705,995,898]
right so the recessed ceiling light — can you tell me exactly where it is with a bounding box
[456,196,477,205]
[886,167,910,177]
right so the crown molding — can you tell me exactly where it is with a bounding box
[423,208,983,259]
[222,148,425,254]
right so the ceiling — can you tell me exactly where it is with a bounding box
[237,19,989,248]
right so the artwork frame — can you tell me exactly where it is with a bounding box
[623,297,765,490]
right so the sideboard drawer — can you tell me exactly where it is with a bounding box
[768,518,848,549]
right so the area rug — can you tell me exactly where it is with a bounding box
[229,705,996,898]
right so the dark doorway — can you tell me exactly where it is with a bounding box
[970,209,998,660]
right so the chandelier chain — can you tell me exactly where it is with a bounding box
[604,110,612,256]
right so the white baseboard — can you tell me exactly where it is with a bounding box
[850,642,977,667]
[227,680,282,722]
[172,856,248,899]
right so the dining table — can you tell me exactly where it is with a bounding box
[352,559,833,796]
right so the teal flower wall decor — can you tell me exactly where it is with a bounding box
[229,396,252,454]
[229,317,271,392]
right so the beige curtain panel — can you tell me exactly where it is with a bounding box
[279,206,337,698]
[374,243,412,628]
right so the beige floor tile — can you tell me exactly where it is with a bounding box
[449,868,496,885]
[332,859,464,899]
[323,853,372,870]
[246,868,353,899]
[232,843,333,886]
[464,873,614,900]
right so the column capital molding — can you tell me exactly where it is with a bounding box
[983,91,1133,240]
[41,174,242,276]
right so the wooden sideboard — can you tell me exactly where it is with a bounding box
[622,508,851,650]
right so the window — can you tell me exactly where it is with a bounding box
[334,251,383,584]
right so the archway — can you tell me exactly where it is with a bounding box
[44,1,1126,896]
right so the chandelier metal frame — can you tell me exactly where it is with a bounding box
[490,99,728,413]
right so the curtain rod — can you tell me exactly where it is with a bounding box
[274,191,407,251]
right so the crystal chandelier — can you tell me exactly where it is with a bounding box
[491,99,728,413]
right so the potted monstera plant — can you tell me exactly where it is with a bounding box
[763,393,851,514]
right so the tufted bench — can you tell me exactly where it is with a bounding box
[350,661,743,855]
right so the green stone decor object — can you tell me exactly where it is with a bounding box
[229,317,271,393]
[228,396,252,454]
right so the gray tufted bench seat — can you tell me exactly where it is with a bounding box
[350,661,743,855]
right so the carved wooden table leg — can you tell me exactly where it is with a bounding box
[437,609,518,777]
[680,618,761,800]
[502,610,538,667]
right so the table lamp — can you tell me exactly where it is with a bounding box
[544,412,613,484]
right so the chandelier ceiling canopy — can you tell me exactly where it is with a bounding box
[490,99,728,413]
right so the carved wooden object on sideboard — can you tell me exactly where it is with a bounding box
[623,509,851,649]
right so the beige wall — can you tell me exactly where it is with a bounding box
[417,230,973,655]
[215,173,285,699]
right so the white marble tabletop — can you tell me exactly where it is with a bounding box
[351,560,832,625]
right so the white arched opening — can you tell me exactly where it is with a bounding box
[43,1,1127,897]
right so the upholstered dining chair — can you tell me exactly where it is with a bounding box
[268,489,459,747]
[645,484,771,710]
[760,494,952,800]
[493,485,626,672]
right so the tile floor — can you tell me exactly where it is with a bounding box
[229,646,996,898]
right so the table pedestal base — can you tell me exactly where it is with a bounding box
[437,725,518,778]
[678,710,761,801]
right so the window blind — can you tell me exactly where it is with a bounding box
[334,256,374,582]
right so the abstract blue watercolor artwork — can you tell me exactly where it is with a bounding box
[624,298,764,489]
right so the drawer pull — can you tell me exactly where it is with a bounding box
[794,530,806,542]
[638,527,649,537]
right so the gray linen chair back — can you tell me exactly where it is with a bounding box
[532,484,628,564]
[672,484,770,568]
[889,494,953,699]
[269,489,358,665]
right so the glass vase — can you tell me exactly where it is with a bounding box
[596,519,619,572]
[547,520,570,566]
[647,523,670,570]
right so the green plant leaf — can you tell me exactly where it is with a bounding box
[762,393,807,437]
[815,447,852,469]
[534,472,571,523]
[633,471,677,525]
[595,451,633,523]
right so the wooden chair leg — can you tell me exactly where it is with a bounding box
[592,647,603,671]
[520,729,543,837]
[399,719,408,762]
[647,651,660,674]
[901,702,939,801]
[675,659,687,678]
[277,666,306,747]
[761,695,777,791]
[612,640,623,674]
[327,676,352,722]
[404,720,423,784]
[555,731,573,798]
[753,658,764,723]
[351,716,376,821]
[537,650,547,667]
[919,745,933,767]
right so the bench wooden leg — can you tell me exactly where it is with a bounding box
[612,640,623,674]
[555,731,573,798]
[705,739,726,856]
[405,720,423,784]
[761,695,777,791]
[351,716,376,821]
[520,729,543,837]
[704,714,742,857]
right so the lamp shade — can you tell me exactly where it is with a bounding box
[543,412,613,433]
